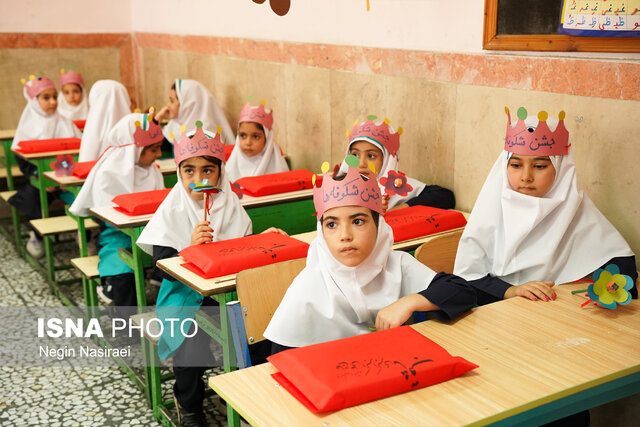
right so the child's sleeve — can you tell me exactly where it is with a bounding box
[406,185,455,209]
[418,272,477,320]
[152,245,179,281]
[465,274,513,306]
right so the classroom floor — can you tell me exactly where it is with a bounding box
[0,222,227,426]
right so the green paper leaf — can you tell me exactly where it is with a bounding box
[345,154,359,168]
[517,107,528,120]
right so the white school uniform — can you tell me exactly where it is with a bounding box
[12,87,81,150]
[225,119,289,182]
[57,85,89,121]
[264,218,436,348]
[453,118,633,286]
[78,80,131,162]
[70,143,164,218]
[162,79,235,146]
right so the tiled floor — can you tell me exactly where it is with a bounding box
[0,222,227,426]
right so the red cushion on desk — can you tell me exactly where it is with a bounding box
[15,137,81,154]
[224,144,234,161]
[73,119,86,131]
[72,160,98,178]
[112,188,171,216]
[234,170,321,197]
[385,206,467,242]
[179,232,309,279]
[268,326,478,413]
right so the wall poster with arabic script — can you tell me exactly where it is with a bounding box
[560,1,640,36]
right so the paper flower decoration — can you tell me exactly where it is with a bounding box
[230,182,243,199]
[50,154,75,177]
[585,264,634,309]
[188,179,223,221]
[380,170,413,196]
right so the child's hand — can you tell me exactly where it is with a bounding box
[375,295,421,330]
[381,194,390,215]
[504,281,556,301]
[260,227,288,236]
[191,221,213,245]
[154,105,171,122]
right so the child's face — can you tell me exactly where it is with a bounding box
[61,83,83,106]
[167,89,180,119]
[138,141,163,167]
[180,157,220,202]
[349,140,384,178]
[507,155,556,198]
[37,88,58,115]
[238,121,266,157]
[321,206,378,267]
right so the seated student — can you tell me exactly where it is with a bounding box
[137,122,251,427]
[454,107,637,306]
[70,112,164,308]
[337,116,455,212]
[9,74,81,257]
[155,79,235,148]
[78,80,131,162]
[57,68,89,121]
[264,156,477,354]
[225,99,289,182]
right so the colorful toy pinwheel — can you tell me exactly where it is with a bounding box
[50,154,75,177]
[188,179,223,221]
[577,264,634,309]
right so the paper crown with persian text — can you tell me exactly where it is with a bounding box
[173,121,225,166]
[504,107,570,156]
[313,155,382,218]
[59,68,84,88]
[133,109,164,148]
[347,115,402,157]
[21,74,56,100]
[238,99,274,131]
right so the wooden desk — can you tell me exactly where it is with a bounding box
[239,189,315,235]
[43,159,178,191]
[209,283,640,426]
[0,129,16,140]
[12,148,80,218]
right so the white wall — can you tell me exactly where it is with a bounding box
[130,0,485,54]
[0,0,132,33]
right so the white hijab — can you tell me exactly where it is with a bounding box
[103,113,147,148]
[12,87,81,150]
[264,217,436,348]
[57,84,89,121]
[79,80,131,162]
[137,157,252,255]
[225,120,289,182]
[338,124,426,209]
[69,144,164,218]
[162,79,235,146]
[453,118,633,286]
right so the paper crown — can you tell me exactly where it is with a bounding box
[313,155,382,218]
[504,107,570,156]
[238,99,273,131]
[174,121,225,166]
[347,115,402,157]
[21,74,56,99]
[59,68,84,88]
[133,109,164,148]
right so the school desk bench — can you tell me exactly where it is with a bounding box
[210,282,640,426]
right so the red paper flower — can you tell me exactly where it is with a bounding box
[380,170,413,196]
[50,154,75,177]
[230,182,243,199]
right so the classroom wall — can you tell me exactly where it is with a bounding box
[0,1,638,267]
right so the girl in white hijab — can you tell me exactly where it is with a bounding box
[78,80,131,162]
[57,68,89,121]
[454,108,636,305]
[225,100,289,182]
[70,113,164,308]
[337,115,454,212]
[264,157,476,352]
[137,123,251,424]
[155,79,235,146]
[9,74,81,257]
